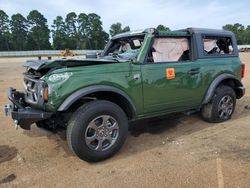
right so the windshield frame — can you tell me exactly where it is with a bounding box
[101,34,146,61]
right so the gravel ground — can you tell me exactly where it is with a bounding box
[0,54,250,188]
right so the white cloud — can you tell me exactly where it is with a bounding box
[0,0,250,31]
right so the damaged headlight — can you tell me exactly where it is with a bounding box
[48,72,72,83]
[38,80,49,102]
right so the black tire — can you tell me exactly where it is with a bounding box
[67,100,128,162]
[201,85,236,123]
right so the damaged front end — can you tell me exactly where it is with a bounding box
[4,61,53,130]
[4,57,117,130]
[4,88,52,130]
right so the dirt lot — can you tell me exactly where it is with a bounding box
[0,55,250,188]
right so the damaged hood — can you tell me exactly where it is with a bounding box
[23,58,118,71]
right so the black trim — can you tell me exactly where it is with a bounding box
[8,88,25,109]
[58,85,136,116]
[235,86,245,99]
[7,88,52,130]
[202,74,244,104]
[11,109,52,130]
[186,28,234,36]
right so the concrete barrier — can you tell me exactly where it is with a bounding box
[0,50,102,57]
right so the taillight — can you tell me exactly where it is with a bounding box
[241,63,245,79]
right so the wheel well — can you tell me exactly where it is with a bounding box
[219,78,243,98]
[203,76,244,105]
[66,91,135,120]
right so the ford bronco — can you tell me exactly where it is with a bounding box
[4,28,245,162]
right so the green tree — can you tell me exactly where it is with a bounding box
[223,23,245,44]
[65,12,78,49]
[78,13,90,49]
[62,12,109,50]
[156,24,170,31]
[109,22,130,37]
[0,10,11,51]
[51,16,68,50]
[245,26,250,44]
[85,13,109,49]
[10,13,28,50]
[26,10,51,50]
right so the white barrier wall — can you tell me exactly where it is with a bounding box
[0,50,102,57]
[0,46,249,57]
[238,45,250,49]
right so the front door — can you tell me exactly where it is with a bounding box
[141,36,203,114]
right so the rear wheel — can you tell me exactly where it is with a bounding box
[201,85,236,123]
[67,100,128,162]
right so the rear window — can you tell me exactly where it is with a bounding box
[203,36,234,56]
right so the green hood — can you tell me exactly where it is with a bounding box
[23,58,118,71]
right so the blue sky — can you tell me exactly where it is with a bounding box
[1,0,250,32]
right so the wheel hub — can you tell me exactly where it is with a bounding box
[97,127,110,137]
[85,115,119,151]
[218,95,234,119]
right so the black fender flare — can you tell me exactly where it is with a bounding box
[57,85,136,115]
[202,73,244,104]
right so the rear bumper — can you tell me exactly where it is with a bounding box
[4,87,53,130]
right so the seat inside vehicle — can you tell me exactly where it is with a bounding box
[203,37,233,55]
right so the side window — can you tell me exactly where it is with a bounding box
[148,37,190,63]
[203,36,233,55]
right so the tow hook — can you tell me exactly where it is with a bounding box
[14,120,19,130]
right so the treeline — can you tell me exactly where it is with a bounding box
[0,10,131,51]
[0,9,171,51]
[0,10,51,51]
[1,9,249,51]
[223,23,250,45]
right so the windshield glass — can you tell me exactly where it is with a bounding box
[102,35,145,61]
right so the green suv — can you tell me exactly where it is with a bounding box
[4,28,245,162]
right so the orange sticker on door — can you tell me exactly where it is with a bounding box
[166,68,175,79]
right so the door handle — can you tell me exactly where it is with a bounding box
[187,68,200,75]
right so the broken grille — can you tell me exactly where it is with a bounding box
[23,74,39,104]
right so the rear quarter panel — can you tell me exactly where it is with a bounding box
[197,56,242,104]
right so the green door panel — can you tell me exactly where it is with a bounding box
[141,61,203,114]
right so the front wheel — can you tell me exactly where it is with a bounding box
[201,85,236,123]
[67,100,128,162]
